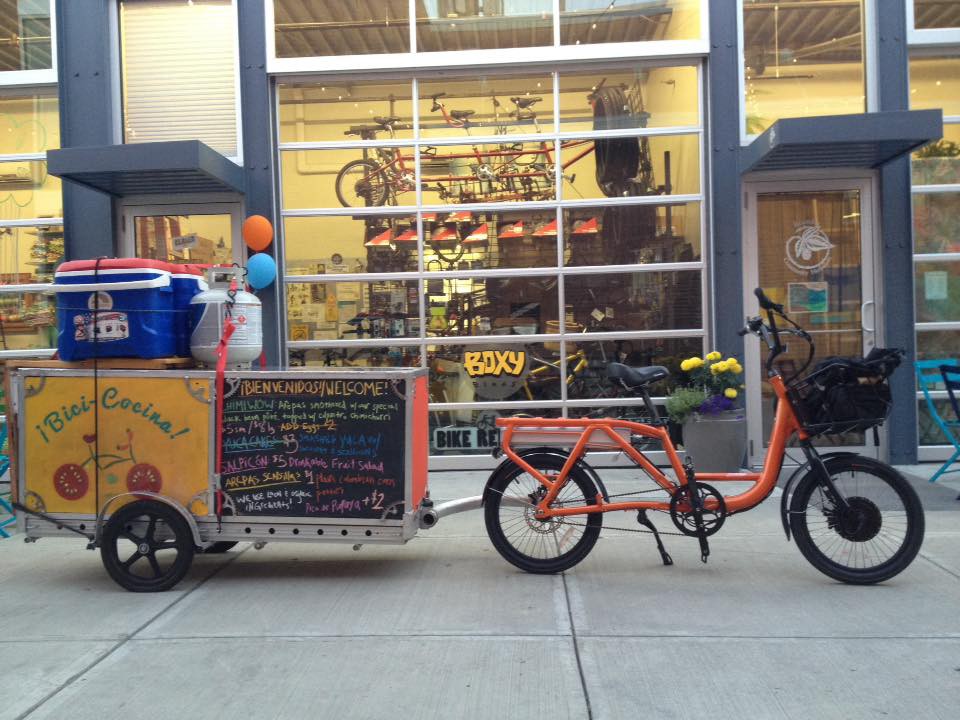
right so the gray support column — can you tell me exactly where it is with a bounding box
[55,0,116,260]
[877,4,917,464]
[708,2,743,352]
[237,2,283,367]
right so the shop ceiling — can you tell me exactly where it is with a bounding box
[272,1,674,55]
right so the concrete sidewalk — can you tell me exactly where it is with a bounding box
[1,467,958,720]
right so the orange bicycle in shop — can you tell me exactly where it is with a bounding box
[483,288,925,584]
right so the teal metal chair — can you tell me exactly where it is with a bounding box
[0,417,13,538]
[916,359,960,484]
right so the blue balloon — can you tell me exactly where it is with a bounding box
[247,252,277,290]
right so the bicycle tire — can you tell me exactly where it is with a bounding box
[100,500,195,592]
[592,86,639,195]
[789,455,924,585]
[335,159,388,207]
[484,453,602,574]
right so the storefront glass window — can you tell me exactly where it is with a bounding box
[121,0,238,157]
[557,64,699,132]
[913,1,960,30]
[132,214,233,265]
[278,80,414,144]
[909,55,960,117]
[563,203,701,265]
[274,1,411,57]
[272,1,705,62]
[0,0,51,72]
[417,0,553,52]
[277,63,705,456]
[559,0,701,45]
[742,0,865,136]
[417,73,554,137]
[909,46,960,451]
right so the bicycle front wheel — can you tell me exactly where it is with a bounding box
[789,455,924,584]
[484,453,602,574]
[335,159,388,207]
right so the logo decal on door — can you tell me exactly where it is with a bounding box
[785,221,834,274]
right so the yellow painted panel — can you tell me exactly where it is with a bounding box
[22,375,211,515]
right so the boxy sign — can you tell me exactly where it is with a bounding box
[432,425,500,450]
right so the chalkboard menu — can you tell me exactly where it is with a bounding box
[220,375,407,519]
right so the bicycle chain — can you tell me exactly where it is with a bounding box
[491,487,692,537]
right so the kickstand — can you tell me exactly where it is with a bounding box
[637,510,673,566]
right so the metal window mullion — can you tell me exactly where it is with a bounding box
[914,253,960,263]
[0,218,63,228]
[279,139,416,151]
[409,0,417,55]
[916,322,960,332]
[911,184,960,194]
[0,283,54,294]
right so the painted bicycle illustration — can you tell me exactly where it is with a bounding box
[52,429,162,501]
[335,81,654,207]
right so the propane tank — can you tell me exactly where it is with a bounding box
[189,267,262,367]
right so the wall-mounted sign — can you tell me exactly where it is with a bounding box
[463,347,530,401]
[432,426,500,450]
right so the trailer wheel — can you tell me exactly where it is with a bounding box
[100,500,194,592]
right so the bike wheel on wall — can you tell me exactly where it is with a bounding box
[592,86,639,196]
[335,159,389,207]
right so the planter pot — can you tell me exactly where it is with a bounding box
[681,410,746,473]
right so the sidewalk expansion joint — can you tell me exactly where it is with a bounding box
[562,572,594,720]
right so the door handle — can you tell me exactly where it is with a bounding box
[861,300,875,333]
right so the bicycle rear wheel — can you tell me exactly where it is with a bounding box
[335,159,388,207]
[484,453,602,574]
[789,455,924,584]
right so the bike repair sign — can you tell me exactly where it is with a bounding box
[20,374,211,515]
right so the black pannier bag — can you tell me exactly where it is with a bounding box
[792,347,903,436]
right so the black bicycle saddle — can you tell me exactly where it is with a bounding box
[607,363,669,388]
[450,109,475,121]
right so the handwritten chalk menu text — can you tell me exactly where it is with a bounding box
[220,377,406,519]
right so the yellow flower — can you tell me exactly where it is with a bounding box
[725,388,738,399]
[710,361,724,375]
[731,362,744,374]
[726,357,737,365]
[681,357,703,372]
[706,351,722,362]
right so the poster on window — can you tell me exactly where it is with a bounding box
[787,282,828,314]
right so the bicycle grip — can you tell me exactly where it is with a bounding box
[737,327,749,336]
[754,287,783,313]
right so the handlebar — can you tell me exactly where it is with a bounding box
[742,287,814,382]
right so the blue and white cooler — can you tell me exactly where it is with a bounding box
[54,259,177,360]
[171,266,209,357]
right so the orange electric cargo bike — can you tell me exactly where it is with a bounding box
[483,288,925,584]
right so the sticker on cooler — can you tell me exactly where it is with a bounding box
[73,311,130,341]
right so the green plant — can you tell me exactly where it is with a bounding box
[664,387,708,424]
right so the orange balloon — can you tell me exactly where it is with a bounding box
[242,215,273,251]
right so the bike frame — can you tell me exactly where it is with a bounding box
[354,139,594,204]
[496,374,809,519]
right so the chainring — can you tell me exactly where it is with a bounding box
[669,482,727,537]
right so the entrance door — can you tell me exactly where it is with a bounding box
[121,202,242,267]
[743,178,878,465]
